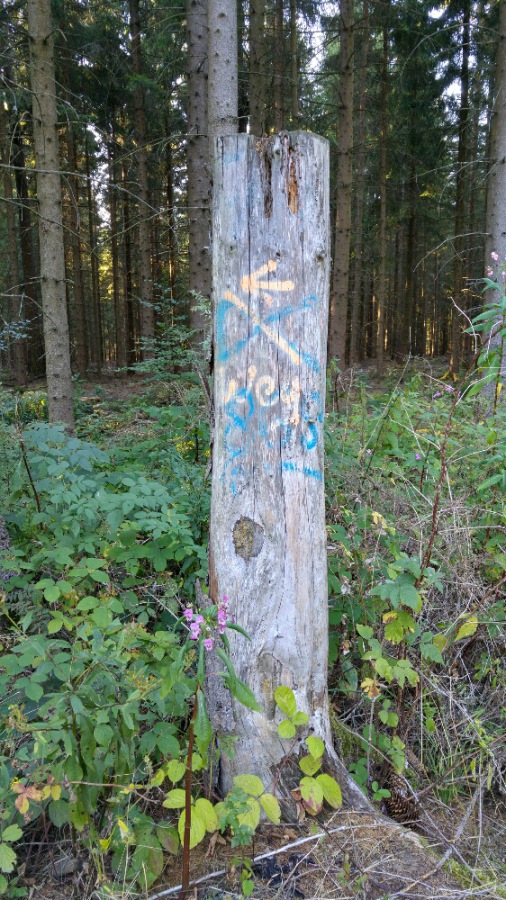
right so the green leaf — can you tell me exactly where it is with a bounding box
[305,736,324,759]
[274,686,296,717]
[0,874,8,894]
[398,584,422,612]
[374,656,393,681]
[1,826,22,844]
[194,692,213,755]
[131,837,164,890]
[299,755,321,776]
[299,777,324,815]
[384,618,405,643]
[259,793,281,824]
[292,711,310,726]
[454,615,479,642]
[163,789,186,809]
[177,808,206,850]
[237,796,261,831]
[277,719,296,739]
[94,724,114,747]
[91,606,111,628]
[24,681,44,702]
[156,823,179,854]
[165,760,186,783]
[48,799,71,828]
[420,642,444,664]
[356,624,373,640]
[228,678,263,712]
[315,773,342,808]
[44,584,61,603]
[89,570,109,584]
[194,798,218,832]
[47,618,63,634]
[234,774,264,798]
[83,557,107,570]
[0,844,17,874]
[77,596,99,611]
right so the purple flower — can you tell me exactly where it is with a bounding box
[491,251,499,262]
[486,267,494,278]
[190,621,201,639]
[415,452,421,461]
[194,615,204,626]
[204,637,214,651]
[183,608,194,621]
[433,391,442,399]
[445,385,454,393]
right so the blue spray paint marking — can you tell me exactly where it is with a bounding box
[217,294,320,372]
[302,422,319,451]
[281,461,323,480]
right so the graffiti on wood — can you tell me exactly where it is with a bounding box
[217,259,323,493]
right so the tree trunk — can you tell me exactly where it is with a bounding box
[85,133,102,375]
[11,121,43,377]
[122,160,137,365]
[208,0,239,142]
[129,0,155,358]
[208,132,371,812]
[376,12,388,375]
[27,0,74,432]
[328,0,355,368]
[66,121,88,377]
[165,115,177,301]
[289,0,298,125]
[0,103,27,386]
[349,0,369,365]
[450,0,470,377]
[484,0,506,377]
[187,0,211,345]
[273,0,284,131]
[249,0,266,135]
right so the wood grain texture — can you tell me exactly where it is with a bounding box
[208,133,371,811]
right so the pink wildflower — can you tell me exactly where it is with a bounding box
[189,621,201,639]
[445,385,454,393]
[486,268,493,278]
[415,452,421,461]
[204,637,214,651]
[433,391,442,399]
[491,251,499,261]
[183,608,194,621]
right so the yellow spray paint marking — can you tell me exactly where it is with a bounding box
[240,260,294,298]
[224,290,302,367]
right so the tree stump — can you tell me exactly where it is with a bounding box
[208,132,370,811]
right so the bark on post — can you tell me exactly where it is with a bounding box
[208,132,370,812]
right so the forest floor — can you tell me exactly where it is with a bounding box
[24,797,506,899]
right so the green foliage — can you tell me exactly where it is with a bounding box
[0,389,212,892]
[274,687,342,817]
[326,353,506,804]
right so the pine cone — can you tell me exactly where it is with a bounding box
[384,769,419,825]
[405,747,427,778]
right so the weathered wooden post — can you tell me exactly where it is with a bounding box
[208,132,370,810]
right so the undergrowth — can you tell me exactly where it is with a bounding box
[0,357,504,897]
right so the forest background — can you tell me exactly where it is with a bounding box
[0,0,506,898]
